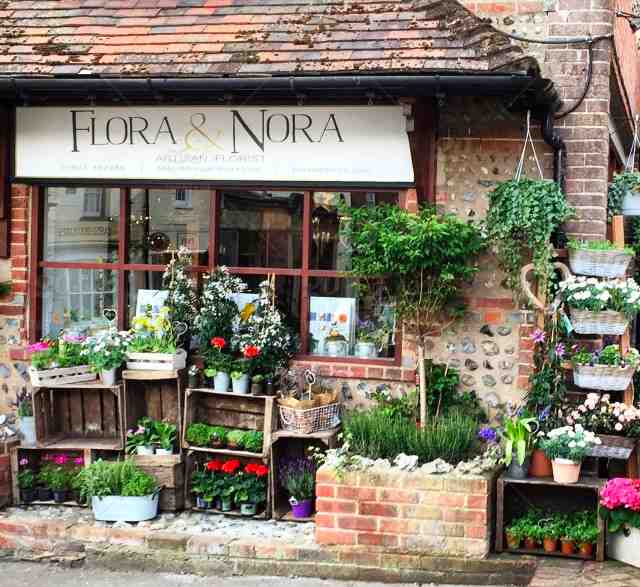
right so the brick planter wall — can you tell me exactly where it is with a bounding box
[315,466,496,559]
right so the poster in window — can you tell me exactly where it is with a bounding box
[309,296,357,354]
[135,289,169,317]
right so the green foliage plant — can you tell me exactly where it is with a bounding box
[502,414,538,466]
[241,431,264,453]
[47,466,71,491]
[567,239,635,256]
[285,469,315,502]
[209,426,228,446]
[226,429,246,448]
[121,470,158,497]
[185,423,213,447]
[340,203,485,426]
[484,178,573,298]
[153,420,177,451]
[17,468,35,490]
[75,459,157,500]
[608,171,640,218]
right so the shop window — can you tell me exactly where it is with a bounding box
[82,188,105,218]
[42,268,117,338]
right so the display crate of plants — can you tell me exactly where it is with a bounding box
[182,388,274,459]
[184,451,270,518]
[567,240,634,279]
[27,337,96,387]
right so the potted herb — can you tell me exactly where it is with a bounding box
[250,374,264,396]
[505,519,525,550]
[226,429,245,450]
[324,328,348,357]
[125,417,157,455]
[83,329,131,385]
[241,431,263,454]
[188,365,200,388]
[560,529,576,555]
[558,276,640,336]
[36,463,54,501]
[571,511,598,558]
[570,345,640,392]
[76,459,159,522]
[230,362,250,394]
[540,515,562,553]
[17,459,35,504]
[539,425,601,484]
[567,239,634,279]
[185,423,213,448]
[501,414,538,479]
[209,426,228,448]
[153,420,177,455]
[48,466,71,503]
[234,463,269,516]
[13,389,35,447]
[608,171,640,216]
[284,466,315,519]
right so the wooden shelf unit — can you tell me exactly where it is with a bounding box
[33,382,125,450]
[495,474,606,562]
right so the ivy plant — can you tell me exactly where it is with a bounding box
[484,179,573,298]
[608,171,640,218]
[340,204,485,425]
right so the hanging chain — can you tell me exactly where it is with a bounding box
[514,110,544,181]
[625,114,640,172]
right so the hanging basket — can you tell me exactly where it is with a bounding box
[569,308,629,335]
[573,364,635,391]
[568,248,633,278]
[28,365,96,387]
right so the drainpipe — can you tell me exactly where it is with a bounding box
[542,107,566,192]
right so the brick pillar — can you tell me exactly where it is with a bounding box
[545,0,613,240]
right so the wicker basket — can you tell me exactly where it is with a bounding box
[569,308,629,335]
[126,348,186,371]
[573,364,635,391]
[278,402,341,434]
[569,248,633,278]
[28,365,96,387]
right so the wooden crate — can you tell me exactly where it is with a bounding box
[132,453,184,511]
[270,428,339,522]
[123,369,185,440]
[183,449,270,518]
[33,382,124,450]
[182,388,275,460]
[126,350,186,371]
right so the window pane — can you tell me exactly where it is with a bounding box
[129,189,210,266]
[219,191,303,268]
[308,277,395,359]
[42,268,117,338]
[310,191,398,271]
[43,187,120,263]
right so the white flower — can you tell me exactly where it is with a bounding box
[615,423,623,431]
[569,441,577,448]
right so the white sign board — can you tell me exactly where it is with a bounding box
[15,106,414,184]
[309,296,357,354]
[135,289,169,318]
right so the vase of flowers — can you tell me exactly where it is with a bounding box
[601,477,640,567]
[324,330,348,357]
[570,345,640,391]
[558,276,640,335]
[539,425,601,484]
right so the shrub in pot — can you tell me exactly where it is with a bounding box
[539,425,601,484]
[608,171,640,217]
[501,414,537,479]
[36,464,54,501]
[76,459,159,522]
[48,466,71,503]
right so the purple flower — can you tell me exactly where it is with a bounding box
[19,458,28,466]
[531,329,546,344]
[539,405,551,422]
[478,426,497,443]
[555,343,565,359]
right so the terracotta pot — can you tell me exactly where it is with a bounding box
[543,537,558,553]
[529,449,553,478]
[524,537,538,550]
[578,542,594,557]
[552,458,581,484]
[505,532,521,550]
[561,539,575,555]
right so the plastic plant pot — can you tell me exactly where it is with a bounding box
[552,459,581,484]
[561,539,576,556]
[21,488,35,504]
[52,490,68,504]
[195,496,212,510]
[543,537,558,553]
[291,498,314,519]
[37,487,52,501]
[578,542,594,557]
[250,383,263,396]
[529,449,553,478]
[505,532,521,550]
[523,537,538,550]
[220,498,233,512]
[240,502,257,516]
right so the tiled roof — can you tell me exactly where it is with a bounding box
[0,0,537,78]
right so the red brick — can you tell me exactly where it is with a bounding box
[315,484,335,498]
[385,368,402,380]
[359,502,398,517]
[483,310,503,325]
[466,494,488,509]
[379,489,419,504]
[316,468,337,483]
[443,509,487,524]
[336,486,376,501]
[336,515,377,531]
[435,493,466,507]
[474,297,515,309]
[465,525,487,539]
[367,367,384,378]
[314,513,336,528]
[357,532,399,547]
[316,498,356,514]
[379,518,418,534]
[315,528,356,546]
[108,528,146,546]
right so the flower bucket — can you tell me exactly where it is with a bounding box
[29,364,96,387]
[551,458,581,484]
[19,416,36,446]
[100,368,117,386]
[214,372,230,393]
[608,527,640,567]
[125,348,186,371]
[529,449,553,478]
[569,309,629,336]
[573,364,635,391]
[232,374,250,394]
[240,502,257,516]
[91,493,159,522]
[568,248,633,279]
[291,498,314,519]
[354,342,377,359]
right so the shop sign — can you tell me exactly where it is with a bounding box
[15,106,414,184]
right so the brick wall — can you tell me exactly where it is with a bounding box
[315,466,496,559]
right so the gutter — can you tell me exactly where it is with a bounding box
[0,74,560,109]
[542,107,566,192]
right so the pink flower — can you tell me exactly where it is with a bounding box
[27,342,49,353]
[601,478,640,512]
[54,454,68,465]
[74,457,84,466]
[19,458,28,466]
[531,329,546,344]
[63,334,85,343]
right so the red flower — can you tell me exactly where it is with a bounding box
[244,463,259,474]
[206,460,222,472]
[211,337,226,349]
[255,465,269,477]
[221,459,241,474]
[243,345,261,359]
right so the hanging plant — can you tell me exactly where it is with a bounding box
[608,171,640,218]
[484,178,573,298]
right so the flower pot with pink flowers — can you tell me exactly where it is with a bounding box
[600,478,640,567]
[539,425,601,484]
[28,335,96,386]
